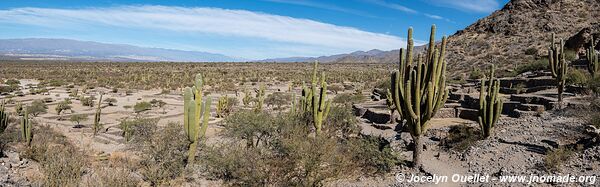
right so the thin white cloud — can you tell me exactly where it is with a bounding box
[261,0,375,17]
[0,6,407,58]
[360,0,417,14]
[424,0,500,13]
[424,14,443,20]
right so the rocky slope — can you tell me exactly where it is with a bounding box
[320,0,599,78]
[445,0,600,77]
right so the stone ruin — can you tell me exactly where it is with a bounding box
[353,71,590,140]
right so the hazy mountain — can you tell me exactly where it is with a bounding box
[0,38,242,62]
[258,49,389,62]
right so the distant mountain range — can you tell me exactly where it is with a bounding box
[0,38,243,62]
[0,38,420,63]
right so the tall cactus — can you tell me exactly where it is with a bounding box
[308,61,331,134]
[184,73,212,165]
[390,25,448,168]
[15,102,23,116]
[254,84,265,111]
[588,36,598,77]
[93,94,103,136]
[0,100,8,134]
[300,83,313,112]
[216,95,229,118]
[478,65,503,138]
[385,89,396,124]
[21,109,32,146]
[548,33,567,103]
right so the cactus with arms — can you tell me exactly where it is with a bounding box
[93,94,103,136]
[254,84,265,111]
[390,25,448,168]
[21,109,32,146]
[216,95,229,118]
[183,73,212,165]
[0,101,8,133]
[548,33,567,103]
[588,36,598,76]
[478,65,503,138]
[296,61,331,134]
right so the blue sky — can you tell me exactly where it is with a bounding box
[0,0,509,60]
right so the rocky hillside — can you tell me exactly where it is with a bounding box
[325,0,600,78]
[445,0,600,77]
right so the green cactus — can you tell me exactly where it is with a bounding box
[216,95,229,118]
[478,65,503,138]
[290,93,297,114]
[183,73,211,165]
[242,88,252,107]
[297,61,332,134]
[300,82,313,112]
[254,84,265,111]
[390,25,448,168]
[0,100,8,134]
[21,109,32,146]
[385,89,396,124]
[587,36,598,77]
[93,94,103,136]
[15,102,23,116]
[548,33,568,103]
[312,72,331,135]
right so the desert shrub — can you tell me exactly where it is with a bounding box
[104,98,117,106]
[587,76,600,95]
[80,97,95,107]
[138,123,187,186]
[69,114,88,126]
[325,105,359,138]
[566,69,589,86]
[5,79,20,86]
[564,49,577,62]
[329,84,344,94]
[374,78,390,90]
[27,99,48,117]
[203,109,399,186]
[469,67,485,79]
[21,125,86,187]
[133,101,152,113]
[515,58,548,75]
[265,92,291,110]
[544,147,573,172]
[524,47,538,55]
[224,110,275,147]
[332,93,365,104]
[441,125,480,152]
[347,136,399,174]
[119,117,158,143]
[0,85,16,94]
[84,166,140,187]
[589,113,600,129]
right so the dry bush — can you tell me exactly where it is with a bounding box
[21,125,87,187]
[441,125,481,152]
[202,108,399,186]
[138,123,188,186]
[544,147,573,172]
[83,154,141,187]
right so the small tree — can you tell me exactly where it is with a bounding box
[55,101,72,120]
[104,98,117,106]
[265,92,291,110]
[134,101,152,113]
[70,114,88,126]
[27,100,47,117]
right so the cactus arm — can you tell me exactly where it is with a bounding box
[198,97,211,141]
